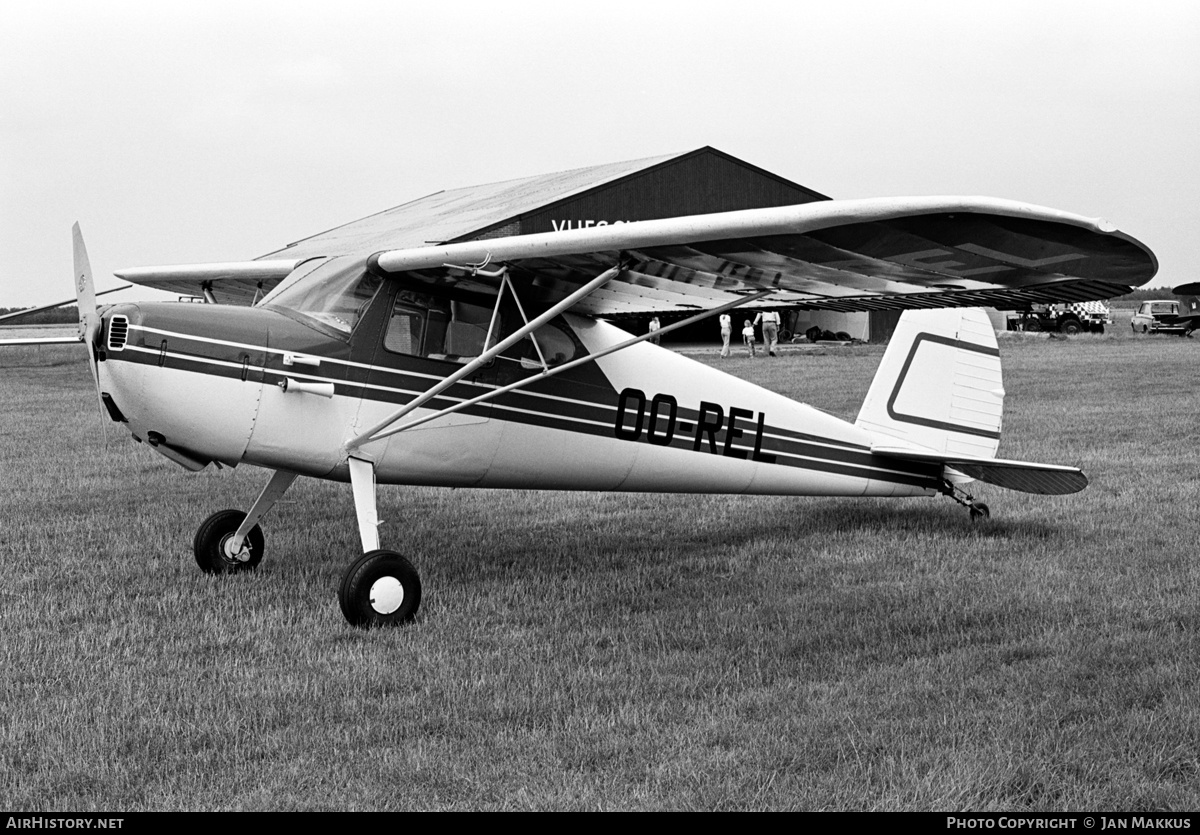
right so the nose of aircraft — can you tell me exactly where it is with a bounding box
[95,301,268,472]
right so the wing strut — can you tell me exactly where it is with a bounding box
[344,260,628,452]
[354,290,773,445]
[480,268,552,372]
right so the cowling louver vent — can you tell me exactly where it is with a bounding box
[107,316,129,351]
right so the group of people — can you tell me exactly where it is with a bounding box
[645,310,783,357]
[720,310,780,358]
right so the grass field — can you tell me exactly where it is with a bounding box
[1,314,1197,811]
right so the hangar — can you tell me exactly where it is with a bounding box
[272,146,890,342]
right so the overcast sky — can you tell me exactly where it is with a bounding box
[2,0,1196,307]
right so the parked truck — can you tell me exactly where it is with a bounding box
[1006,301,1112,335]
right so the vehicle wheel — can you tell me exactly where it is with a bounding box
[194,509,264,574]
[1060,319,1082,336]
[339,549,422,628]
[1143,325,1149,333]
[1024,319,1042,332]
[970,503,990,523]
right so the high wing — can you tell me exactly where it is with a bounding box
[371,197,1156,315]
[115,197,1156,313]
[115,260,304,305]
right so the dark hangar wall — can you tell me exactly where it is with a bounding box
[464,147,829,241]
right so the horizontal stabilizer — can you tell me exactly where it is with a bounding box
[871,445,1087,495]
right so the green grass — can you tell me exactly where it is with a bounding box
[1,315,1198,810]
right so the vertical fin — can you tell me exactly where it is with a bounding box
[855,308,1004,459]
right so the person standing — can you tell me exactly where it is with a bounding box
[741,319,756,357]
[648,316,661,345]
[754,310,781,356]
[719,312,732,357]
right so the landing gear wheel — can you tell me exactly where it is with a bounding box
[194,509,264,574]
[969,503,991,523]
[339,550,422,628]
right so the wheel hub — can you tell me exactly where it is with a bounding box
[221,534,252,563]
[369,576,405,615]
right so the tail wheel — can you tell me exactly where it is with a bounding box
[339,550,422,628]
[970,503,991,523]
[194,509,264,573]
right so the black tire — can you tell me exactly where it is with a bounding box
[970,503,990,523]
[1060,319,1082,336]
[339,550,422,628]
[194,509,264,574]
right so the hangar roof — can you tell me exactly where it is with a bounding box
[262,147,827,261]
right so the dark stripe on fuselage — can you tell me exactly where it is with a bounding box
[110,326,941,490]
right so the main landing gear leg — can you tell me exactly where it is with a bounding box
[193,469,299,573]
[940,480,990,523]
[338,457,422,628]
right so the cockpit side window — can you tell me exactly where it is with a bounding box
[380,285,579,371]
[383,290,492,362]
[383,307,426,355]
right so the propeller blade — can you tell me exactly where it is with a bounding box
[72,223,107,444]
[72,222,99,343]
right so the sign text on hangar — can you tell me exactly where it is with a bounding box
[550,219,633,231]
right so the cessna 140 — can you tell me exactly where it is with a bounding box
[64,194,1156,627]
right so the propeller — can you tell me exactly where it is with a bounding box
[72,223,108,443]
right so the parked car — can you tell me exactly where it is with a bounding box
[1130,300,1187,334]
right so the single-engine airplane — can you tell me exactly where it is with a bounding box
[0,285,129,345]
[69,194,1156,627]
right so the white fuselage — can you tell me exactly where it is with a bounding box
[96,303,939,499]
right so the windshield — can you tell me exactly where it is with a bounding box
[259,257,382,334]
